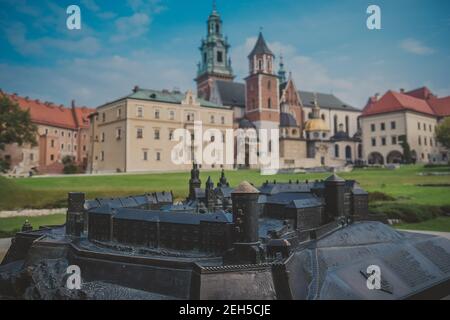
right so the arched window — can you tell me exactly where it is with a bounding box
[268,98,272,109]
[321,114,325,121]
[215,23,220,34]
[335,144,340,158]
[258,59,263,70]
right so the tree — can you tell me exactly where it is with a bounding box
[62,155,79,174]
[0,95,37,171]
[398,135,413,164]
[436,117,450,150]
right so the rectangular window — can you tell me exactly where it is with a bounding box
[429,124,432,132]
[137,128,143,139]
[391,121,396,130]
[143,150,148,161]
[169,110,175,120]
[424,137,427,146]
[154,129,160,140]
[169,129,174,141]
[102,113,106,122]
[210,115,215,124]
[221,116,225,125]
[116,128,122,140]
[418,136,422,145]
[187,113,194,122]
[380,123,385,131]
[217,51,223,63]
[371,138,376,147]
[101,132,105,142]
[418,122,421,130]
[117,108,122,118]
[392,136,397,145]
[156,152,161,161]
[371,124,375,132]
[51,140,55,148]
[30,153,34,161]
[137,106,143,118]
[50,154,54,161]
[381,137,386,146]
[61,144,64,150]
[423,123,426,131]
[155,109,160,119]
[101,151,105,161]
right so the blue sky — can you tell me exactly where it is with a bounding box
[0,0,449,109]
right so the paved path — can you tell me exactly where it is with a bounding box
[0,238,12,262]
[0,208,65,218]
[399,229,450,240]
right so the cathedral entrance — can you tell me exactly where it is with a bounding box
[387,150,403,164]
[368,152,384,165]
[345,146,352,162]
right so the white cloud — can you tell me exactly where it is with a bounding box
[81,0,100,12]
[400,38,435,55]
[231,37,415,108]
[109,0,165,42]
[0,52,193,107]
[5,22,101,56]
[111,13,151,43]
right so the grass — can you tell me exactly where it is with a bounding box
[1,164,449,210]
[0,165,449,238]
[395,216,450,233]
[0,214,65,238]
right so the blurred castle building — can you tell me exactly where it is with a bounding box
[0,91,94,175]
[87,89,234,173]
[196,5,363,169]
[361,87,450,164]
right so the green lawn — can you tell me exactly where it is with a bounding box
[1,165,449,210]
[395,216,450,233]
[0,214,65,238]
[0,165,449,238]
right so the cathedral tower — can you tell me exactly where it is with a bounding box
[195,1,234,100]
[245,32,280,130]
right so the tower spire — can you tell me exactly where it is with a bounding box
[212,0,217,13]
[312,92,321,119]
[278,53,286,83]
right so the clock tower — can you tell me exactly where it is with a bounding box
[195,1,234,100]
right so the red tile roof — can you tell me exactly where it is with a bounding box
[428,96,450,117]
[405,86,436,100]
[1,92,95,130]
[362,87,450,118]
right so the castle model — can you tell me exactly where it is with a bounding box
[1,166,450,300]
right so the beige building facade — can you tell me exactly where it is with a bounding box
[88,89,234,173]
[361,88,450,165]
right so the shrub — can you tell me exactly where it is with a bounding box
[368,191,395,202]
[62,155,80,175]
[369,203,446,223]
